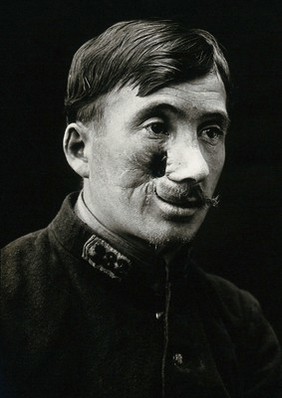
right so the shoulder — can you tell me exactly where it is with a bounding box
[0,224,77,343]
[1,226,67,305]
[192,267,282,391]
[191,266,261,321]
[1,228,55,276]
[190,266,280,348]
[2,228,49,260]
[194,268,281,366]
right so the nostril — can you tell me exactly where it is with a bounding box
[150,152,167,178]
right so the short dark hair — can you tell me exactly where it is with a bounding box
[65,19,230,124]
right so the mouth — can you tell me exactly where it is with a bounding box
[153,187,204,218]
[155,189,201,208]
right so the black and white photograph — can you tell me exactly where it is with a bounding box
[1,1,282,396]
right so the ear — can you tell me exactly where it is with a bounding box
[63,122,90,178]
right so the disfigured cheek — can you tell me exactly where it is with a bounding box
[117,142,167,189]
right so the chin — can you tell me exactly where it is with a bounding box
[143,212,207,248]
[141,224,199,248]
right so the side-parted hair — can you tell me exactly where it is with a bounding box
[65,19,230,124]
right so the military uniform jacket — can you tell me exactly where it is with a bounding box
[1,193,281,398]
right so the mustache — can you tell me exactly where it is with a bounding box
[154,180,220,208]
[203,195,220,208]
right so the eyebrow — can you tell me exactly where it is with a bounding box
[131,102,230,129]
[200,111,231,129]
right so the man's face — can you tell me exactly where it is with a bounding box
[83,72,228,247]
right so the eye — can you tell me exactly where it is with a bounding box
[145,122,168,136]
[199,126,224,146]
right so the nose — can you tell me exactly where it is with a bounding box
[165,138,209,183]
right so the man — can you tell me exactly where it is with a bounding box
[1,19,281,397]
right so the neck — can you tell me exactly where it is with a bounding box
[75,190,185,265]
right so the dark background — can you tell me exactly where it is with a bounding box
[1,0,282,341]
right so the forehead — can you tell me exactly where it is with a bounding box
[101,72,228,123]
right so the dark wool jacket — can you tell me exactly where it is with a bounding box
[1,193,281,398]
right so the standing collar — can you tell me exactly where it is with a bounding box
[75,191,160,266]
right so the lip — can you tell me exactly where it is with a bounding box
[154,189,200,218]
[155,191,200,207]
